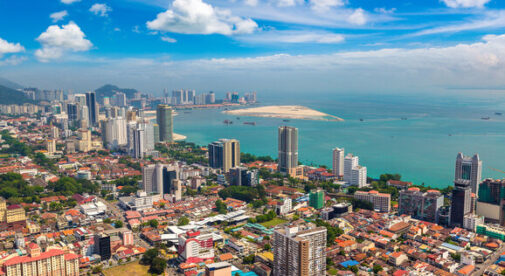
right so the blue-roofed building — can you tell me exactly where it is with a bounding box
[440,242,464,252]
[340,260,359,268]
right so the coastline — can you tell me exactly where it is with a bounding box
[223,105,344,121]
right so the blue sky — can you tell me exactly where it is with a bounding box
[1,0,505,94]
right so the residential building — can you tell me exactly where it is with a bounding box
[46,139,56,154]
[354,190,391,213]
[463,213,484,232]
[455,152,482,195]
[205,262,232,276]
[332,147,345,178]
[351,165,367,188]
[156,104,173,142]
[208,139,240,173]
[273,222,327,276]
[85,91,98,126]
[398,188,443,223]
[6,205,26,224]
[101,117,127,149]
[343,154,358,184]
[278,126,298,173]
[1,244,79,276]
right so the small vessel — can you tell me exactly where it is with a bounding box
[184,111,191,114]
[401,117,407,120]
[244,122,256,126]
[359,118,364,122]
[283,119,290,122]
[496,112,503,115]
[448,134,452,136]
[223,120,233,125]
[236,117,240,120]
[481,117,491,120]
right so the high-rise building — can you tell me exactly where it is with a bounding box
[273,222,327,276]
[94,234,111,260]
[208,139,240,173]
[178,229,214,262]
[156,104,173,142]
[309,189,325,209]
[351,166,367,188]
[112,92,127,107]
[398,188,444,223]
[344,154,358,183]
[67,103,78,123]
[229,167,259,186]
[455,153,482,195]
[332,147,345,178]
[121,231,134,246]
[85,92,98,126]
[133,128,145,159]
[476,179,505,226]
[450,181,472,227]
[46,139,56,154]
[278,126,298,173]
[101,117,127,149]
[142,164,179,196]
[354,190,391,213]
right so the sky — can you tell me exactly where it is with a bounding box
[1,0,505,95]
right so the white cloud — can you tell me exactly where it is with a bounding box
[348,8,367,25]
[441,0,490,8]
[146,0,258,35]
[61,0,80,4]
[50,10,68,23]
[89,3,112,17]
[310,0,345,12]
[413,10,505,36]
[244,0,258,7]
[374,7,396,14]
[0,38,24,57]
[35,22,93,62]
[276,0,297,7]
[238,30,345,44]
[161,36,177,43]
[132,25,141,33]
[0,56,27,66]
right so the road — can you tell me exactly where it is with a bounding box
[473,243,505,276]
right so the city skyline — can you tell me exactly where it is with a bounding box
[1,0,505,93]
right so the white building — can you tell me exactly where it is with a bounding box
[276,198,292,215]
[118,190,161,211]
[344,154,358,184]
[178,230,214,262]
[101,117,127,149]
[332,147,344,178]
[463,213,484,232]
[351,166,367,188]
[80,201,107,216]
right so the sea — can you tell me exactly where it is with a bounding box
[173,92,505,189]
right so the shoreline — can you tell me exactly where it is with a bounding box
[223,105,344,121]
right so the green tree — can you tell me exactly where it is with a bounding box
[177,216,189,226]
[149,257,167,275]
[114,220,123,228]
[149,219,159,228]
[215,199,228,214]
[373,264,383,274]
[140,248,159,265]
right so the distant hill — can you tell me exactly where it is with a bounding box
[0,85,34,105]
[0,77,23,90]
[95,84,137,100]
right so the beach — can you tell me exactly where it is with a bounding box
[223,105,344,121]
[173,133,187,141]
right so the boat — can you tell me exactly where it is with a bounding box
[448,134,452,136]
[359,118,364,122]
[236,117,240,120]
[481,117,491,120]
[283,119,290,122]
[244,122,256,126]
[184,111,191,114]
[223,120,233,125]
[496,112,503,115]
[401,117,407,120]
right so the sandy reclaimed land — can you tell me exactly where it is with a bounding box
[224,105,344,121]
[173,133,187,141]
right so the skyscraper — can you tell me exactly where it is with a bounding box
[450,181,472,227]
[278,126,298,173]
[273,222,327,276]
[309,189,325,209]
[67,103,78,123]
[94,234,111,260]
[208,139,240,173]
[332,147,344,178]
[101,117,127,149]
[455,153,482,195]
[85,92,98,126]
[133,128,145,159]
[156,104,173,142]
[398,188,444,223]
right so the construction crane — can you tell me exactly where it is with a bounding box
[489,167,505,174]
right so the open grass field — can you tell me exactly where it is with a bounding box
[103,261,150,276]
[260,218,288,228]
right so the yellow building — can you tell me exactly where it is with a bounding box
[0,199,6,222]
[6,205,25,223]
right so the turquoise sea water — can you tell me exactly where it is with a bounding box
[174,92,505,189]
